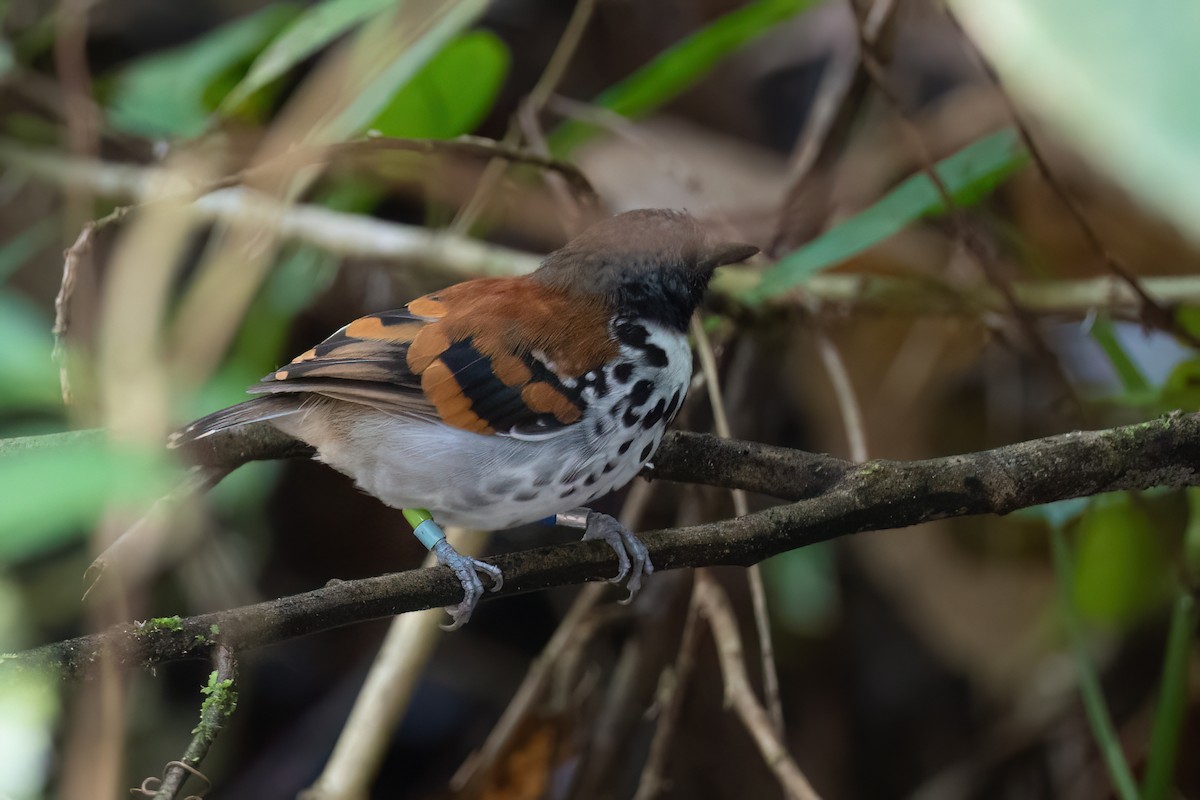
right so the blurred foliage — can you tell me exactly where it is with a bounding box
[950,0,1200,245]
[1,0,1199,798]
[219,0,399,112]
[549,0,821,154]
[744,128,1029,301]
[1072,493,1171,626]
[0,431,177,561]
[107,5,301,137]
[368,30,509,139]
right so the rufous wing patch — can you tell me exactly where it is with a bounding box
[407,295,447,319]
[406,326,451,373]
[521,381,582,424]
[253,276,617,438]
[344,316,423,342]
[421,360,494,434]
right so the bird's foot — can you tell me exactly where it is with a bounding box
[431,538,504,630]
[581,511,655,603]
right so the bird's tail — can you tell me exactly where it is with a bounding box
[169,395,303,452]
[169,393,309,470]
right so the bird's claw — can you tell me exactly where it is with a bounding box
[582,511,654,603]
[432,539,504,631]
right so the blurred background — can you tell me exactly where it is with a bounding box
[1,0,1199,798]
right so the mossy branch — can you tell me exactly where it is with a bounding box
[6,412,1200,679]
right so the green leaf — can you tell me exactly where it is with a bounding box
[1073,493,1170,626]
[0,38,14,79]
[1088,315,1151,396]
[1159,358,1200,412]
[1050,528,1142,800]
[220,0,396,113]
[368,30,509,139]
[0,432,178,561]
[548,0,819,155]
[950,0,1200,245]
[763,543,840,635]
[107,5,300,138]
[744,128,1029,303]
[1185,488,1200,583]
[0,293,60,410]
[1141,592,1196,800]
[319,0,490,143]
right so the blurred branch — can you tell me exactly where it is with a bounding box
[717,272,1200,319]
[849,6,1077,410]
[300,529,488,800]
[10,413,1200,678]
[10,139,1200,318]
[456,0,597,235]
[694,573,822,800]
[943,8,1200,349]
[691,317,784,736]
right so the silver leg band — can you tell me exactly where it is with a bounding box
[556,509,590,530]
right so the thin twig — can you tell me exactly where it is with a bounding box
[631,594,704,800]
[15,413,1200,679]
[449,584,607,792]
[691,316,785,735]
[814,330,868,463]
[849,4,1077,411]
[302,529,489,800]
[22,147,1200,319]
[453,0,597,234]
[449,481,655,792]
[694,574,822,800]
[53,223,93,404]
[774,0,900,254]
[49,207,127,406]
[53,0,99,229]
[568,573,692,800]
[942,8,1200,349]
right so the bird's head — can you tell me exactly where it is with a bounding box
[532,209,758,331]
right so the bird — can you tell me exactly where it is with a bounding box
[172,209,758,628]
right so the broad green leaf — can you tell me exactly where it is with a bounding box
[1089,316,1151,396]
[763,543,840,635]
[0,433,178,561]
[548,0,819,155]
[744,128,1029,303]
[950,1,1200,245]
[1073,493,1170,626]
[0,293,60,410]
[368,30,509,139]
[1159,358,1200,412]
[320,0,489,143]
[107,5,300,137]
[220,0,397,113]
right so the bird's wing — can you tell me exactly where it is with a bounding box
[249,277,619,437]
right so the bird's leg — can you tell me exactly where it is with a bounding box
[403,508,503,630]
[556,509,654,603]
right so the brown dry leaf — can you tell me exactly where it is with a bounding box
[475,716,561,800]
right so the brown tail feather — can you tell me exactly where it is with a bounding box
[169,396,302,448]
